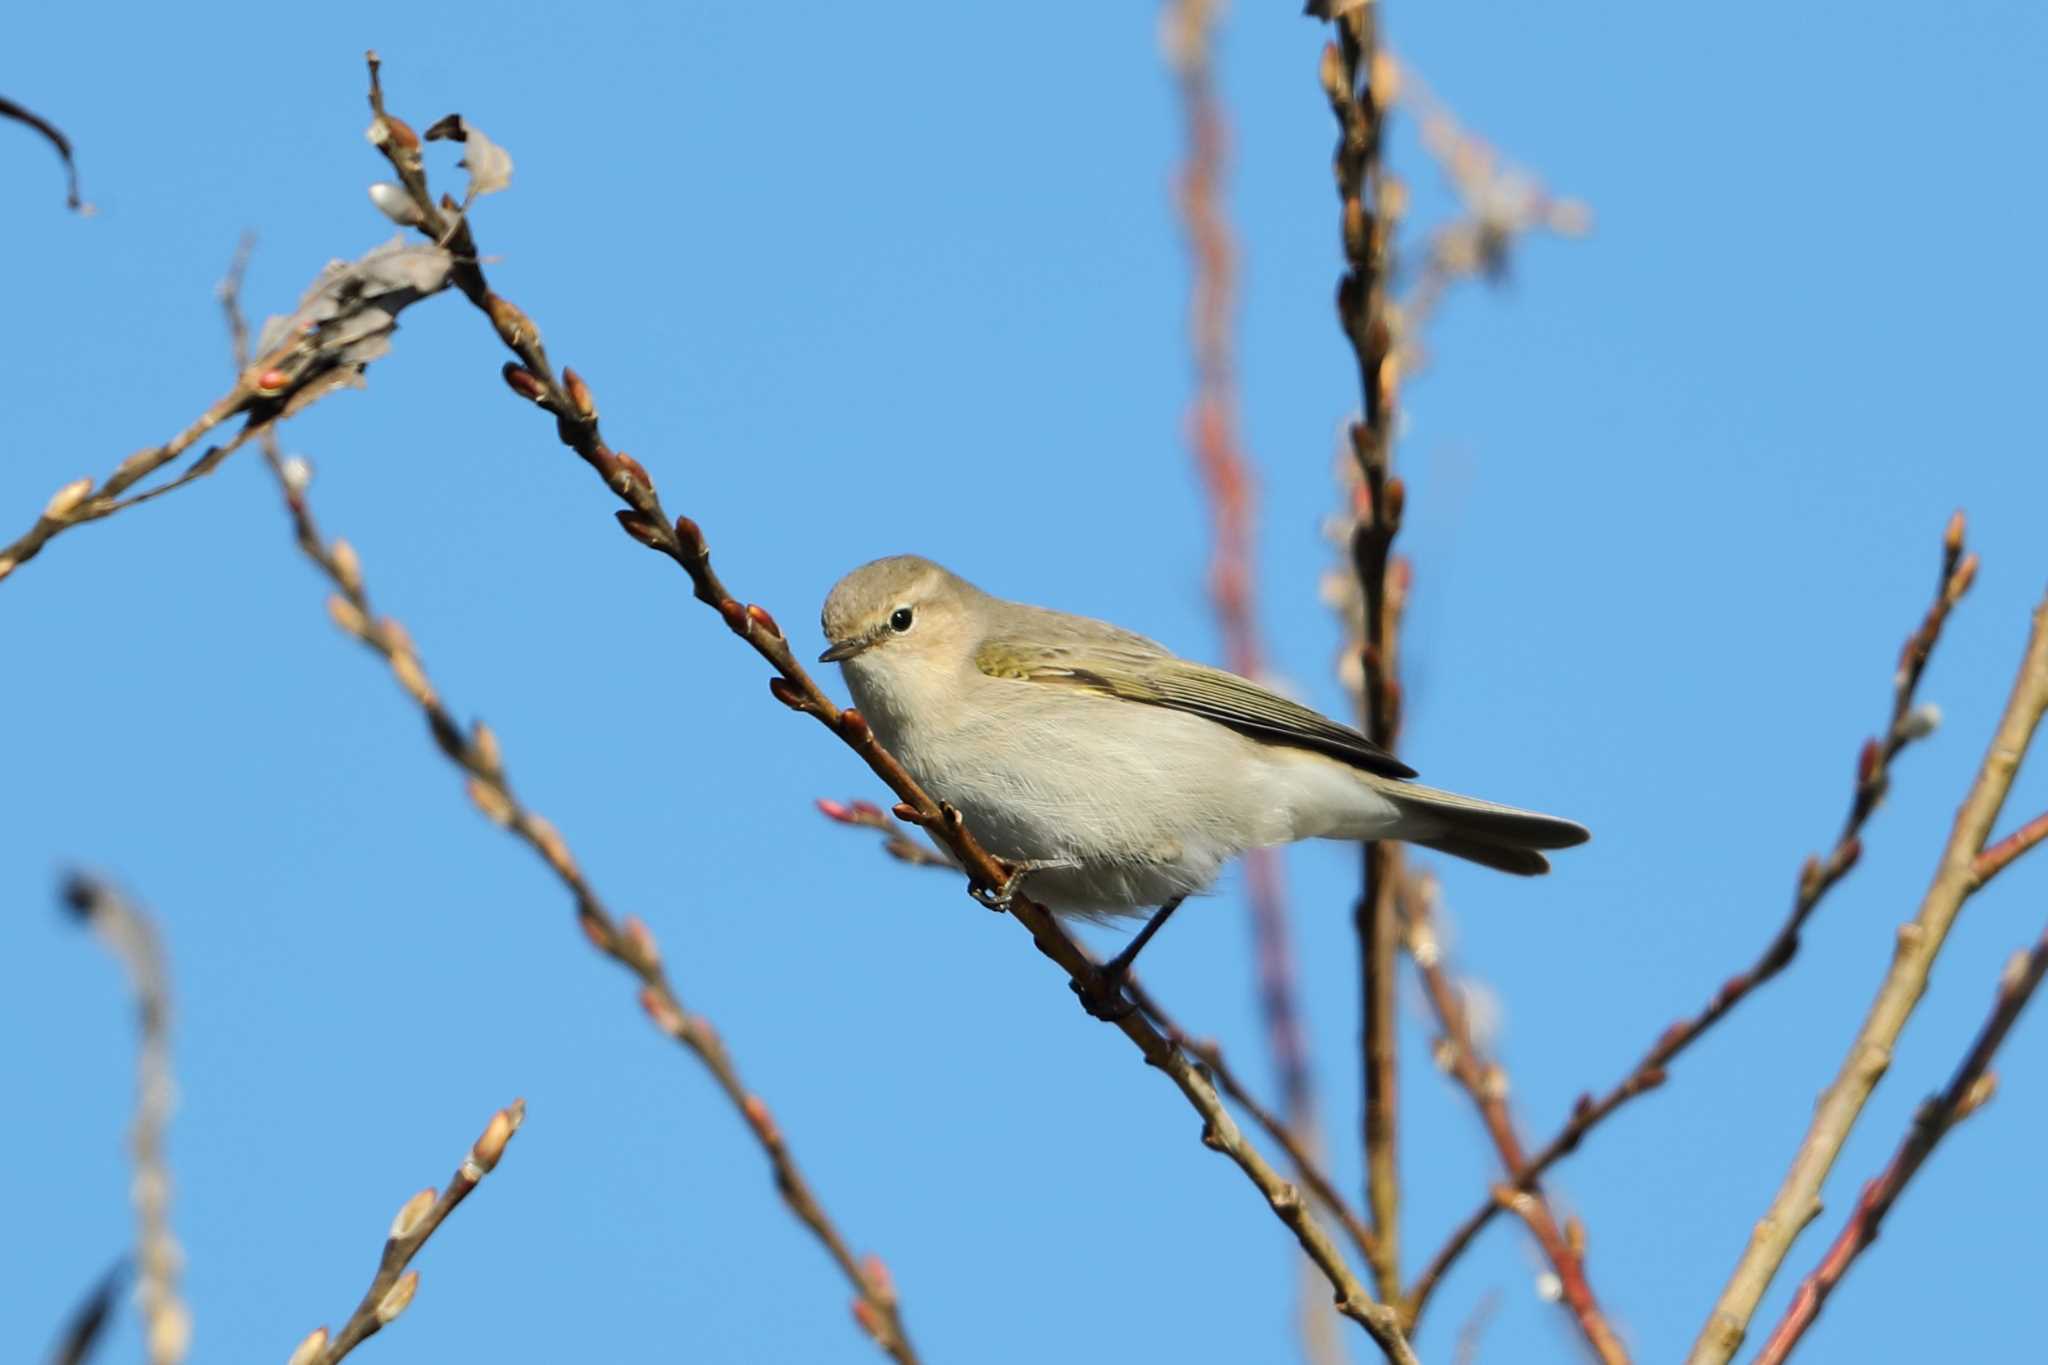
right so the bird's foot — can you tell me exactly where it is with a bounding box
[969,858,1070,913]
[1069,963,1136,1022]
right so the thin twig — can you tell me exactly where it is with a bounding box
[215,229,922,1364]
[1690,589,2048,1364]
[1401,877,1629,1363]
[0,235,449,590]
[360,52,1415,1361]
[61,875,189,1365]
[1317,7,1408,1304]
[817,798,959,870]
[1752,921,2048,1364]
[1,93,88,211]
[45,1260,128,1365]
[1406,518,1975,1326]
[256,446,922,1363]
[1129,978,1381,1274]
[289,1100,525,1365]
[1169,7,1336,1354]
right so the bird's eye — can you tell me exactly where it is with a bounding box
[889,606,914,633]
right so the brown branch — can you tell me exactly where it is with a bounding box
[1691,588,2048,1363]
[1,93,88,211]
[61,875,189,1365]
[1129,977,1381,1275]
[289,1100,525,1365]
[211,227,918,1360]
[1753,923,2048,1364]
[0,235,451,589]
[1169,12,1334,1355]
[256,440,920,1363]
[817,798,960,870]
[1407,517,1976,1326]
[1317,8,1409,1304]
[360,52,1415,1361]
[1401,877,1629,1363]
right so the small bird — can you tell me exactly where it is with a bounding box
[820,555,1587,1015]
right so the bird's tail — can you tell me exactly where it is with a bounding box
[1374,778,1590,877]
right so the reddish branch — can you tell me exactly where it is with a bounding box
[360,53,1415,1361]
[1402,879,1630,1363]
[1406,516,1977,1325]
[1752,919,2048,1364]
[1171,0,1321,1205]
[1319,9,1409,1303]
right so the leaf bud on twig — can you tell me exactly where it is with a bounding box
[374,1270,419,1325]
[501,363,547,403]
[614,510,666,550]
[389,1187,437,1242]
[367,182,425,227]
[485,294,537,350]
[561,367,596,419]
[286,1328,329,1365]
[42,477,93,521]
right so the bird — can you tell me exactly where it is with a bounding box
[819,555,1587,1016]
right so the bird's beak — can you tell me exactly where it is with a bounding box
[818,636,870,664]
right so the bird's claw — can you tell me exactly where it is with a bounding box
[971,860,1047,912]
[1069,965,1136,1022]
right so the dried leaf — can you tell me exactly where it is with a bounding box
[248,236,453,407]
[424,113,513,200]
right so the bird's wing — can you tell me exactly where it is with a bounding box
[973,634,1417,779]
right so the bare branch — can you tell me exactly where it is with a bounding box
[1129,978,1381,1274]
[1316,7,1409,1303]
[1168,8,1334,1353]
[1753,923,2048,1363]
[359,52,1415,1362]
[1401,877,1629,1363]
[62,875,189,1365]
[1,93,88,211]
[1690,588,2048,1363]
[1408,519,1975,1324]
[0,237,450,588]
[294,1100,526,1364]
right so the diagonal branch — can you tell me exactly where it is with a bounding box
[1406,517,1975,1326]
[1400,876,1629,1363]
[1751,919,2048,1365]
[1690,588,2048,1364]
[0,237,451,589]
[290,1100,525,1365]
[359,52,1415,1362]
[257,443,920,1363]
[61,875,189,1365]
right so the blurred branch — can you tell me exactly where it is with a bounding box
[0,236,450,589]
[253,437,920,1363]
[1691,586,2048,1363]
[45,1260,127,1365]
[360,52,1415,1362]
[1753,920,2048,1365]
[1168,5,1334,1355]
[61,874,189,1365]
[1,93,88,211]
[1406,517,1974,1326]
[1316,7,1408,1305]
[1400,876,1629,1363]
[289,1100,525,1365]
[1393,59,1591,352]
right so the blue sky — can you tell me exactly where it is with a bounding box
[6,3,2048,1362]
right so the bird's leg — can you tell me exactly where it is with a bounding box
[1072,896,1185,1022]
[970,857,1077,912]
